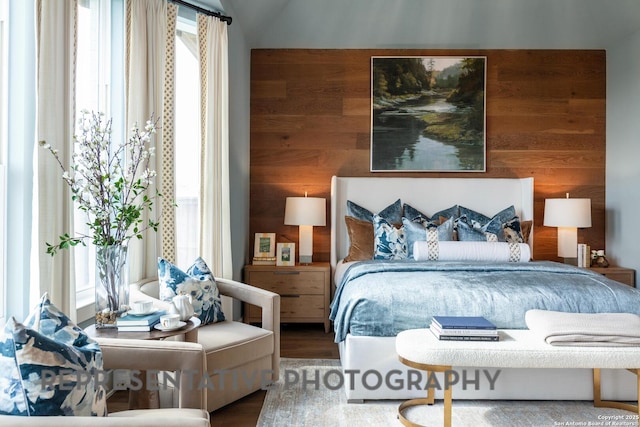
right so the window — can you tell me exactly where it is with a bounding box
[174,13,201,267]
[73,1,198,320]
[75,0,124,320]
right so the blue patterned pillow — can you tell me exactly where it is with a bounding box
[403,204,459,223]
[403,204,429,222]
[458,205,516,229]
[457,206,524,242]
[347,199,402,225]
[158,257,225,325]
[373,214,407,260]
[457,220,497,241]
[403,216,455,258]
[0,293,107,417]
[503,217,526,243]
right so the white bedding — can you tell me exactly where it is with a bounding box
[333,259,354,286]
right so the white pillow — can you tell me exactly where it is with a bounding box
[413,241,531,263]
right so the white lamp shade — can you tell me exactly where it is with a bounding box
[284,197,326,226]
[543,198,592,228]
[544,197,591,259]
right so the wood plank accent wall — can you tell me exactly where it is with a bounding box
[250,49,606,263]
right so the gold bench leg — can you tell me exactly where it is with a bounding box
[397,364,453,427]
[593,368,640,415]
[444,369,452,427]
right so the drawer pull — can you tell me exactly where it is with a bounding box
[274,271,301,275]
[280,294,300,298]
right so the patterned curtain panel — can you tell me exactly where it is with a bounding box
[197,14,232,281]
[34,0,78,317]
[125,0,177,281]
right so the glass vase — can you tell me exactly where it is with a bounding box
[95,244,129,328]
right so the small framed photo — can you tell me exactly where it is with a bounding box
[276,243,295,267]
[254,233,276,258]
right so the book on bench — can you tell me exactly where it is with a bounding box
[430,316,499,341]
[432,316,497,330]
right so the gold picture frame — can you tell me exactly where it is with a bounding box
[276,242,295,267]
[254,233,276,258]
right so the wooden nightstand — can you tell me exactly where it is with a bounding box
[589,266,635,287]
[244,263,331,332]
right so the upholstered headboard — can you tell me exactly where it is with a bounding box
[330,176,534,269]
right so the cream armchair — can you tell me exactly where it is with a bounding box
[131,277,280,412]
[0,338,210,426]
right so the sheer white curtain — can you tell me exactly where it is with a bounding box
[126,0,176,281]
[197,14,232,282]
[33,0,77,316]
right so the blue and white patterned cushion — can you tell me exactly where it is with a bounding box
[458,205,516,229]
[0,293,107,417]
[503,217,526,243]
[403,204,459,223]
[457,220,497,241]
[403,216,455,258]
[373,214,408,260]
[158,257,225,325]
[457,206,524,243]
[347,199,402,225]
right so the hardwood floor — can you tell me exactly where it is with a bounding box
[107,323,339,426]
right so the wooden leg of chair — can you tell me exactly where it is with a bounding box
[128,370,160,409]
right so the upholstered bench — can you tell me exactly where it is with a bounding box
[395,328,640,427]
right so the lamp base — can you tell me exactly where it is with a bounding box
[299,255,313,265]
[298,225,314,265]
[561,257,578,266]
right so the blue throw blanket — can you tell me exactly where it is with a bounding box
[329,260,640,343]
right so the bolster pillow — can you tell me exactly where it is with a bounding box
[413,241,531,263]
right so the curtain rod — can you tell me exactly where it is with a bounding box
[170,0,232,25]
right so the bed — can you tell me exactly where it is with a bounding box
[329,176,640,402]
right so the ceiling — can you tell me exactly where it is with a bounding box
[210,0,640,49]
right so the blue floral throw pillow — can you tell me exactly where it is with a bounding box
[0,293,107,417]
[373,214,408,260]
[158,257,225,325]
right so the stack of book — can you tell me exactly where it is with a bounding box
[430,315,499,341]
[116,310,166,332]
[577,243,591,267]
[252,256,276,266]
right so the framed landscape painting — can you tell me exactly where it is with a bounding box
[371,56,487,172]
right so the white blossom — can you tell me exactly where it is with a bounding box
[40,110,161,254]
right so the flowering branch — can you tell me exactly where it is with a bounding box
[41,110,162,256]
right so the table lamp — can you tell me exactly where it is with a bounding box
[543,194,591,261]
[284,193,326,264]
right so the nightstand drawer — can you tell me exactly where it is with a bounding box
[244,263,331,332]
[247,271,325,295]
[589,266,635,287]
[248,295,325,319]
[599,272,634,286]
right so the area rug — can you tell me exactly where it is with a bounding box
[257,358,637,427]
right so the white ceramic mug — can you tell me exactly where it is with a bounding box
[160,314,180,329]
[132,300,153,313]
